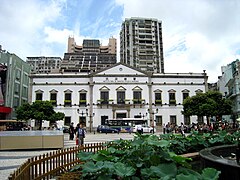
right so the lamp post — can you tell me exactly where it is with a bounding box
[139,112,148,121]
[77,109,95,132]
[147,108,158,134]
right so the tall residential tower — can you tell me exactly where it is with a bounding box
[120,17,164,73]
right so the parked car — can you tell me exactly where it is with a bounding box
[132,125,155,133]
[62,125,70,133]
[97,125,119,133]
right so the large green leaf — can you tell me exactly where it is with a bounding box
[201,168,221,180]
[77,151,94,161]
[141,167,155,178]
[150,163,177,178]
[177,167,201,179]
[81,161,103,173]
[114,162,135,177]
[176,173,198,180]
[92,153,115,161]
[171,155,191,168]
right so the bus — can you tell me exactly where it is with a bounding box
[105,118,148,132]
[0,120,26,131]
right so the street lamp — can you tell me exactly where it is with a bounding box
[77,109,95,132]
[139,112,148,121]
[147,108,158,134]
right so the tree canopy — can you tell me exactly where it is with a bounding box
[182,91,232,124]
[16,101,65,129]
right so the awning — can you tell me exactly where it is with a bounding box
[0,106,12,113]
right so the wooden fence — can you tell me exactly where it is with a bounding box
[8,142,107,180]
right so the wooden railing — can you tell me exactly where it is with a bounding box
[8,143,107,180]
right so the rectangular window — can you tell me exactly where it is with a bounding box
[169,93,176,105]
[117,91,125,104]
[101,116,108,125]
[183,92,189,102]
[100,91,109,104]
[79,93,87,106]
[170,115,177,124]
[79,116,86,127]
[133,91,142,104]
[65,116,71,126]
[16,69,21,80]
[156,115,162,126]
[155,92,162,105]
[13,97,19,108]
[23,73,28,85]
[64,93,72,106]
[50,93,57,106]
[36,93,43,101]
[15,83,20,95]
[184,116,190,125]
[198,116,204,124]
[22,86,28,98]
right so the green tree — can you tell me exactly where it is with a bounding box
[182,91,232,124]
[16,101,65,129]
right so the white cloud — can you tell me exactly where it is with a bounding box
[44,27,73,44]
[0,0,66,59]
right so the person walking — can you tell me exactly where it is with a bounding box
[180,122,185,137]
[76,124,86,146]
[69,122,75,140]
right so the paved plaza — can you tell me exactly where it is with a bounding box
[0,132,138,180]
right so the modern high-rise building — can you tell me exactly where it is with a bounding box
[26,56,62,74]
[120,17,164,73]
[0,46,31,119]
[61,37,117,72]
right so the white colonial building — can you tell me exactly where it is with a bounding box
[29,63,208,131]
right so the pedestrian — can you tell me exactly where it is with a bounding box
[69,122,75,140]
[136,124,143,134]
[76,124,86,146]
[180,122,185,137]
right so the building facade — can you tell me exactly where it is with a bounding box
[62,37,117,73]
[26,56,62,74]
[0,48,31,119]
[120,17,164,73]
[30,63,208,131]
[218,59,240,121]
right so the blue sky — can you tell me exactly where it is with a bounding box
[0,0,240,82]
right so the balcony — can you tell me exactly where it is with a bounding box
[132,99,145,104]
[64,100,72,107]
[97,99,113,105]
[155,100,162,105]
[50,100,57,106]
[79,100,87,106]
[169,99,176,106]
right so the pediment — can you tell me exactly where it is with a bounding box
[49,89,58,93]
[78,89,87,93]
[94,63,148,76]
[154,89,162,93]
[99,86,110,91]
[35,89,43,93]
[64,89,73,93]
[116,86,126,91]
[132,86,142,91]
